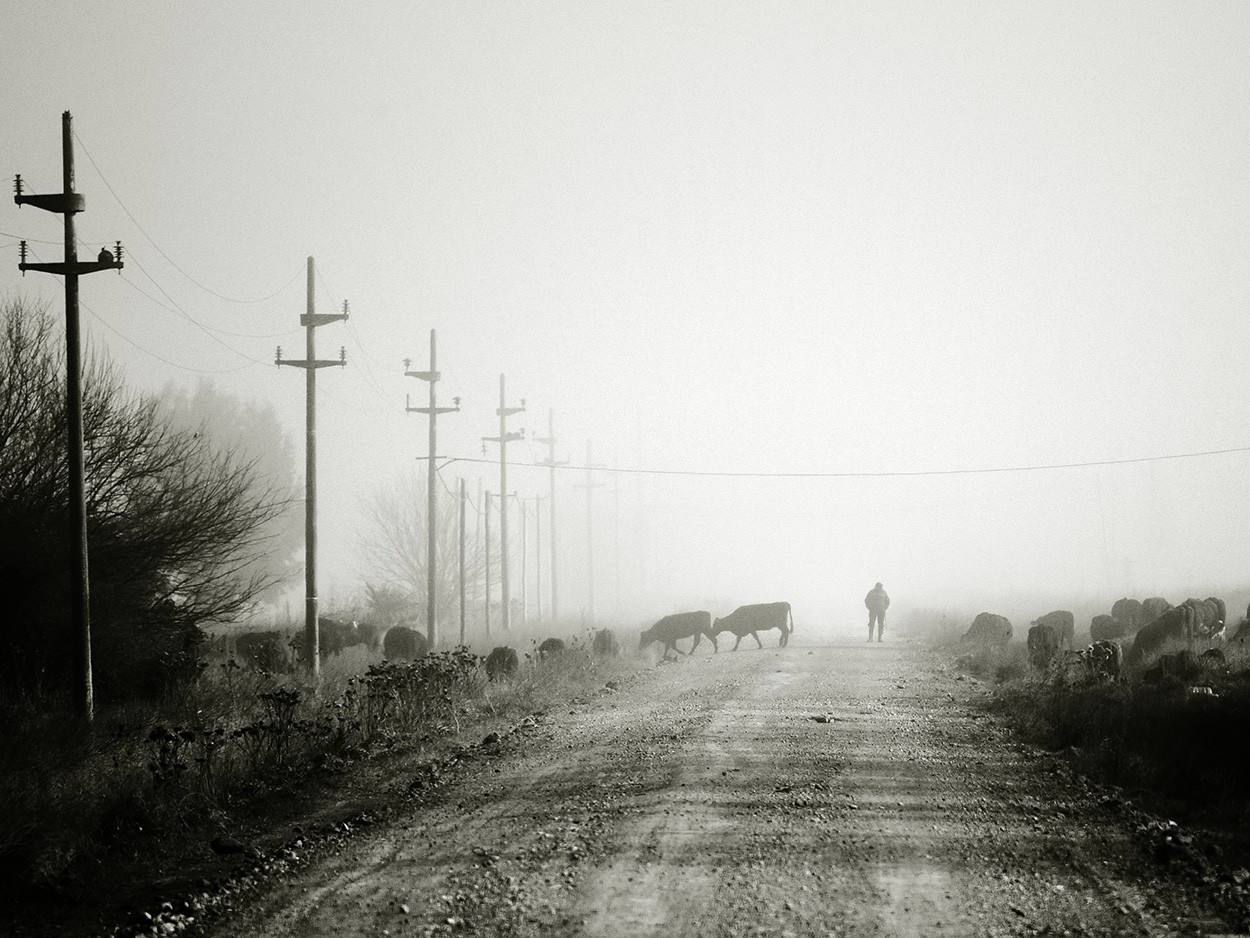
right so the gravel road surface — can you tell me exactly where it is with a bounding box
[206,640,1243,937]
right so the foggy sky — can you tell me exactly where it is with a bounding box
[3,2,1249,632]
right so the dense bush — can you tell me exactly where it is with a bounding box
[0,299,292,704]
[991,664,1250,800]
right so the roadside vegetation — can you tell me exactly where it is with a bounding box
[0,630,639,934]
[0,295,643,935]
[951,637,1250,841]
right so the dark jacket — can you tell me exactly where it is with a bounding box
[865,585,890,613]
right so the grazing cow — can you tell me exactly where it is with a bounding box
[1084,640,1123,682]
[1111,598,1144,632]
[233,630,294,673]
[1027,623,1061,670]
[592,628,621,657]
[382,625,430,660]
[355,620,386,651]
[1031,610,1075,649]
[484,645,519,680]
[640,611,718,658]
[1184,597,1226,639]
[961,613,1012,648]
[537,637,567,659]
[1090,614,1126,643]
[711,602,794,651]
[1140,596,1173,624]
[1126,598,1224,670]
[317,617,364,658]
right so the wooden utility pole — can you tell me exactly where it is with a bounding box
[481,376,524,630]
[534,495,543,623]
[276,257,347,681]
[14,111,124,721]
[458,477,467,646]
[484,489,492,637]
[576,441,605,624]
[519,496,528,626]
[535,410,566,623]
[405,329,459,647]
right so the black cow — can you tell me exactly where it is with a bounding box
[537,637,567,659]
[382,625,430,660]
[1030,610,1074,649]
[712,602,794,651]
[1140,596,1173,624]
[1027,624,1060,670]
[1126,597,1224,670]
[485,645,519,680]
[233,630,294,673]
[961,613,1012,648]
[592,628,621,657]
[1111,598,1144,632]
[317,617,363,658]
[640,611,717,658]
[1089,614,1125,643]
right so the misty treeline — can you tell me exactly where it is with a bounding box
[355,468,487,628]
[0,297,299,705]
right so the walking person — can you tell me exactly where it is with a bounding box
[865,582,889,643]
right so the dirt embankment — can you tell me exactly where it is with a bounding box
[177,640,1250,938]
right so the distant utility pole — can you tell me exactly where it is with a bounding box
[484,488,493,637]
[535,410,567,623]
[533,495,544,623]
[405,329,459,647]
[481,375,525,631]
[458,478,467,646]
[14,110,124,722]
[519,495,528,627]
[575,441,605,624]
[613,468,621,614]
[276,257,347,681]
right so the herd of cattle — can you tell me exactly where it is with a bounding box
[218,601,796,677]
[961,595,1246,683]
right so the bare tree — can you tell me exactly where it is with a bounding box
[357,468,485,636]
[0,299,293,703]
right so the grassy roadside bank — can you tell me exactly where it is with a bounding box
[0,639,645,938]
[954,644,1250,858]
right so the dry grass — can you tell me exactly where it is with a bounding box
[988,652,1250,807]
[0,633,637,895]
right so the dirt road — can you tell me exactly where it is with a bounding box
[208,640,1241,937]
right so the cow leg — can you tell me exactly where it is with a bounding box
[752,631,763,649]
[690,632,702,654]
[732,634,743,651]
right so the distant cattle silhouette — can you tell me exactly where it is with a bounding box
[1030,610,1074,649]
[712,602,794,651]
[485,646,519,680]
[537,637,567,659]
[1089,614,1125,643]
[961,613,1012,648]
[592,628,621,657]
[383,625,429,660]
[640,611,717,658]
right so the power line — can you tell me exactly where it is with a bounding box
[116,252,272,366]
[72,128,303,305]
[82,301,259,375]
[441,445,1250,479]
[119,266,296,340]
